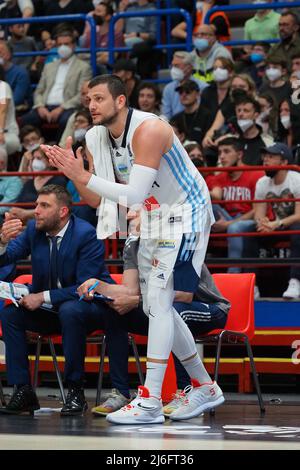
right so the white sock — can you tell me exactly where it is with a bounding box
[182,354,212,385]
[144,361,167,400]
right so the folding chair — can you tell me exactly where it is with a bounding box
[196,273,265,413]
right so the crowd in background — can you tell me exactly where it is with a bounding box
[0,0,299,299]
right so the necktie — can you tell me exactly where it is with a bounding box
[49,236,59,289]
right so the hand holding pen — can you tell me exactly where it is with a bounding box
[78,280,100,301]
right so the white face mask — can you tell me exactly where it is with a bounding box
[213,67,229,82]
[170,66,185,82]
[24,142,40,152]
[237,119,254,132]
[280,114,291,129]
[265,68,282,82]
[74,128,87,142]
[57,44,73,60]
[0,57,4,66]
[293,70,300,80]
[92,0,102,7]
[196,1,204,11]
[32,158,47,172]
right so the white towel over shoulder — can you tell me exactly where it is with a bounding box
[85,126,119,239]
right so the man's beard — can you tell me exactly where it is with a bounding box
[95,108,119,127]
[36,214,61,233]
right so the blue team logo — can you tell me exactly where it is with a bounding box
[117,164,128,173]
[158,240,176,249]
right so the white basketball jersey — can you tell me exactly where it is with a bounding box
[87,108,213,238]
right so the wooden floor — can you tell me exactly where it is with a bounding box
[0,390,300,450]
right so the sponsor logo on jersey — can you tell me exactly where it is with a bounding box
[144,196,160,212]
[157,273,165,280]
[117,164,128,173]
[168,216,182,224]
[158,240,176,249]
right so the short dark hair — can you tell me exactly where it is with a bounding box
[53,23,75,42]
[20,125,41,142]
[38,185,72,213]
[137,82,161,103]
[88,74,128,103]
[74,108,92,126]
[266,56,287,69]
[217,136,244,152]
[235,95,261,114]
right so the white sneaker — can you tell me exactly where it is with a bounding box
[163,387,191,417]
[254,285,260,300]
[283,278,300,299]
[106,385,165,425]
[169,379,224,420]
[92,389,130,416]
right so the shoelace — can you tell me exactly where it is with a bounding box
[9,388,31,407]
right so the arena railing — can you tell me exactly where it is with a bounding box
[1,164,299,273]
[204,1,300,48]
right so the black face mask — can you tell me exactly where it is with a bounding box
[265,169,279,178]
[191,158,205,168]
[93,15,104,26]
[230,88,248,103]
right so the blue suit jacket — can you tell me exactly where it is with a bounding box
[0,215,112,305]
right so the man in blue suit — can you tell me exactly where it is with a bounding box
[0,184,113,416]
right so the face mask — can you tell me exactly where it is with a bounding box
[92,0,102,7]
[293,70,300,80]
[93,14,104,26]
[24,142,40,152]
[231,88,247,101]
[250,53,264,64]
[57,45,73,60]
[213,67,229,82]
[170,66,184,82]
[193,38,209,52]
[237,119,254,132]
[0,57,4,66]
[265,68,282,82]
[265,169,279,178]
[124,36,143,47]
[196,1,204,11]
[74,128,87,142]
[280,114,291,129]
[32,158,47,172]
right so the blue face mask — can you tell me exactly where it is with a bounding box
[193,38,209,52]
[250,53,264,64]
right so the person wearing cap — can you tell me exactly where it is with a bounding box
[171,79,213,145]
[244,142,300,299]
[113,59,141,108]
[161,51,208,121]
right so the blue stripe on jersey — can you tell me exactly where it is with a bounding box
[180,233,197,262]
[164,143,205,231]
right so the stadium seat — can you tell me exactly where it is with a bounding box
[196,273,265,413]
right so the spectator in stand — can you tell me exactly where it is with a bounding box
[137,82,161,115]
[276,98,300,148]
[235,96,273,165]
[268,11,300,71]
[291,51,300,78]
[0,40,31,110]
[256,92,278,137]
[260,57,291,106]
[161,51,208,120]
[208,136,264,273]
[19,28,92,140]
[244,143,300,299]
[244,42,270,89]
[203,73,257,149]
[112,59,141,109]
[0,66,21,162]
[171,80,214,145]
[59,80,90,148]
[0,0,34,38]
[9,146,66,224]
[190,24,232,84]
[80,1,123,73]
[244,0,280,41]
[169,117,189,146]
[118,0,158,79]
[42,0,94,37]
[18,125,44,179]
[0,147,23,224]
[184,141,206,168]
[8,22,38,79]
[200,57,234,120]
[171,0,231,44]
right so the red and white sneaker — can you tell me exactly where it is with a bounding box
[169,379,224,420]
[106,386,165,425]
